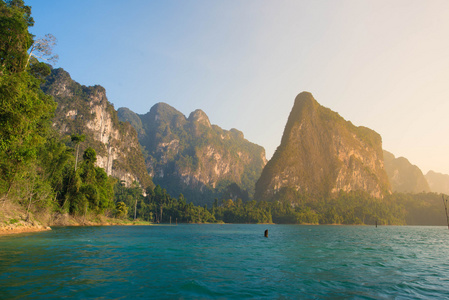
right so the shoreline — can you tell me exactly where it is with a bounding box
[0,209,155,236]
[0,225,52,236]
[0,214,160,236]
[0,222,156,236]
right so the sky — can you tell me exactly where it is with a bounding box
[27,0,449,175]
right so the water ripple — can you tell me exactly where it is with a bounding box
[1,225,449,299]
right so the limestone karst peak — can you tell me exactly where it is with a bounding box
[188,109,211,127]
[255,92,391,201]
[118,102,267,205]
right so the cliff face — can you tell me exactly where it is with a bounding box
[425,170,449,194]
[118,103,267,204]
[255,92,391,201]
[42,68,153,188]
[383,150,430,193]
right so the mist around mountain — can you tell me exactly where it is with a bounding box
[382,150,449,195]
[425,171,449,195]
[383,150,431,193]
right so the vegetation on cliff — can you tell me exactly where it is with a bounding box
[255,92,391,201]
[0,0,143,228]
[42,68,153,189]
[118,103,267,206]
[1,0,57,217]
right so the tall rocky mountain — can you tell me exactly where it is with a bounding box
[118,103,267,205]
[255,92,391,201]
[42,68,153,189]
[383,150,430,193]
[425,171,449,194]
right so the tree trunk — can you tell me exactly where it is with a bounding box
[25,175,36,221]
[75,144,80,171]
[1,182,14,208]
[83,203,87,226]
[160,205,163,223]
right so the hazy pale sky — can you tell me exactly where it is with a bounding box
[28,0,449,175]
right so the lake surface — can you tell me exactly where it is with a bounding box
[1,225,449,299]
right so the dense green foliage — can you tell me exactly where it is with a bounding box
[111,182,447,226]
[0,0,55,210]
[114,183,215,223]
[0,0,33,75]
[66,147,115,215]
[0,0,115,219]
[215,191,446,225]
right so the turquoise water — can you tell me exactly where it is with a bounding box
[1,225,449,299]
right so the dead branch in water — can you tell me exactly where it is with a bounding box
[443,195,449,230]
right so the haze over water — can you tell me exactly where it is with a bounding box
[1,225,449,299]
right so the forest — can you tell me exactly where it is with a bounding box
[1,0,447,228]
[114,184,446,226]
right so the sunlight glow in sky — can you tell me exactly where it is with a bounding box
[28,0,449,175]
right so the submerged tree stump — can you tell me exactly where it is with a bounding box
[443,195,449,230]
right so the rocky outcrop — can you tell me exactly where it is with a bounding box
[42,68,153,188]
[255,92,391,201]
[383,150,430,193]
[425,170,449,194]
[118,103,267,204]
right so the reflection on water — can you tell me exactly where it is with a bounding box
[1,225,449,299]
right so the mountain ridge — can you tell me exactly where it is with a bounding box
[118,103,267,204]
[425,170,449,194]
[255,92,391,201]
[383,150,430,193]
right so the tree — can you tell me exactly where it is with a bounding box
[38,133,74,200]
[0,0,34,75]
[66,147,114,216]
[82,147,96,164]
[25,33,58,68]
[71,134,86,171]
[0,0,56,203]
[116,201,128,219]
